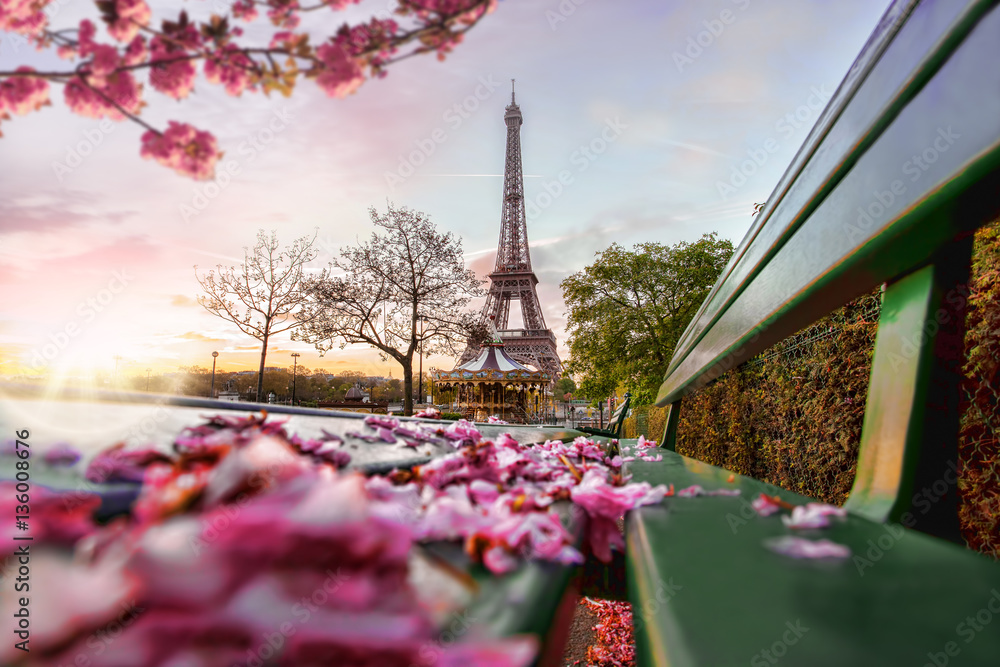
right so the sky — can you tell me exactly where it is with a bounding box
[0,0,892,385]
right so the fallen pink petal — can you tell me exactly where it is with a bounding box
[764,536,852,559]
[781,503,849,529]
[752,493,784,517]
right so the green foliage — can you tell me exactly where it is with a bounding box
[561,234,734,404]
[553,375,577,400]
[666,292,878,505]
[959,219,1000,558]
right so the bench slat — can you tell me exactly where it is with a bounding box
[844,242,970,541]
[658,0,1000,406]
[622,442,1000,667]
[670,0,982,365]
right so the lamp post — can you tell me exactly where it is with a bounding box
[145,368,151,392]
[290,352,300,405]
[211,351,219,399]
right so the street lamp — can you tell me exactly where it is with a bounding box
[290,352,301,405]
[146,368,151,392]
[211,351,219,398]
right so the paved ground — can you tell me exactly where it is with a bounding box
[562,598,599,666]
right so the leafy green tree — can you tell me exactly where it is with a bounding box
[561,234,734,405]
[553,375,577,400]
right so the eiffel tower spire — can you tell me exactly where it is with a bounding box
[459,85,562,379]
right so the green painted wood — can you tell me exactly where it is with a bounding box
[670,0,987,365]
[621,442,1000,667]
[845,240,972,541]
[579,393,631,439]
[660,400,681,452]
[657,0,1000,407]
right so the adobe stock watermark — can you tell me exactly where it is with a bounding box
[76,599,145,664]
[240,567,351,667]
[29,269,133,370]
[383,74,503,193]
[923,589,1000,667]
[716,84,833,202]
[524,116,628,220]
[725,495,774,534]
[883,282,970,373]
[409,610,478,667]
[51,90,143,183]
[750,619,809,666]
[853,460,959,577]
[179,107,294,223]
[843,126,961,244]
[672,0,752,72]
[630,576,683,634]
[545,0,588,31]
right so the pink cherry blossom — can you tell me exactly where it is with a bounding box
[85,442,172,483]
[468,478,500,504]
[42,443,81,466]
[436,636,537,667]
[16,408,674,661]
[85,43,122,87]
[0,484,99,559]
[0,67,49,118]
[140,121,221,180]
[232,0,259,21]
[443,418,481,445]
[106,0,151,43]
[365,414,400,430]
[764,536,851,559]
[0,0,48,36]
[267,0,301,29]
[314,42,365,98]
[124,35,148,66]
[636,434,657,448]
[415,406,441,419]
[487,415,507,424]
[149,36,196,100]
[77,19,97,55]
[751,493,790,517]
[781,503,848,529]
[63,70,143,120]
[676,484,741,497]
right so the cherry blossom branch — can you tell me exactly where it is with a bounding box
[0,0,496,179]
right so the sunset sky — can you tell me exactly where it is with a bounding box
[0,0,890,384]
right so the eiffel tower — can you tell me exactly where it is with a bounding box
[459,82,563,380]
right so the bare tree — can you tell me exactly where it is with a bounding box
[295,204,483,415]
[196,230,320,402]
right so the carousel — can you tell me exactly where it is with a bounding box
[431,338,551,424]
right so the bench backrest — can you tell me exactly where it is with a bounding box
[607,392,631,438]
[656,0,1000,542]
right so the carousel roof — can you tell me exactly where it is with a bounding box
[457,342,534,372]
[432,339,550,384]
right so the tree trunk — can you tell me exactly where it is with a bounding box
[402,356,414,416]
[256,332,269,403]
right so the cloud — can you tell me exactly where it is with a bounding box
[0,189,138,235]
[177,331,224,342]
[171,295,200,308]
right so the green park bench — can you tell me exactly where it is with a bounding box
[578,392,632,440]
[3,2,999,665]
[618,0,1000,664]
